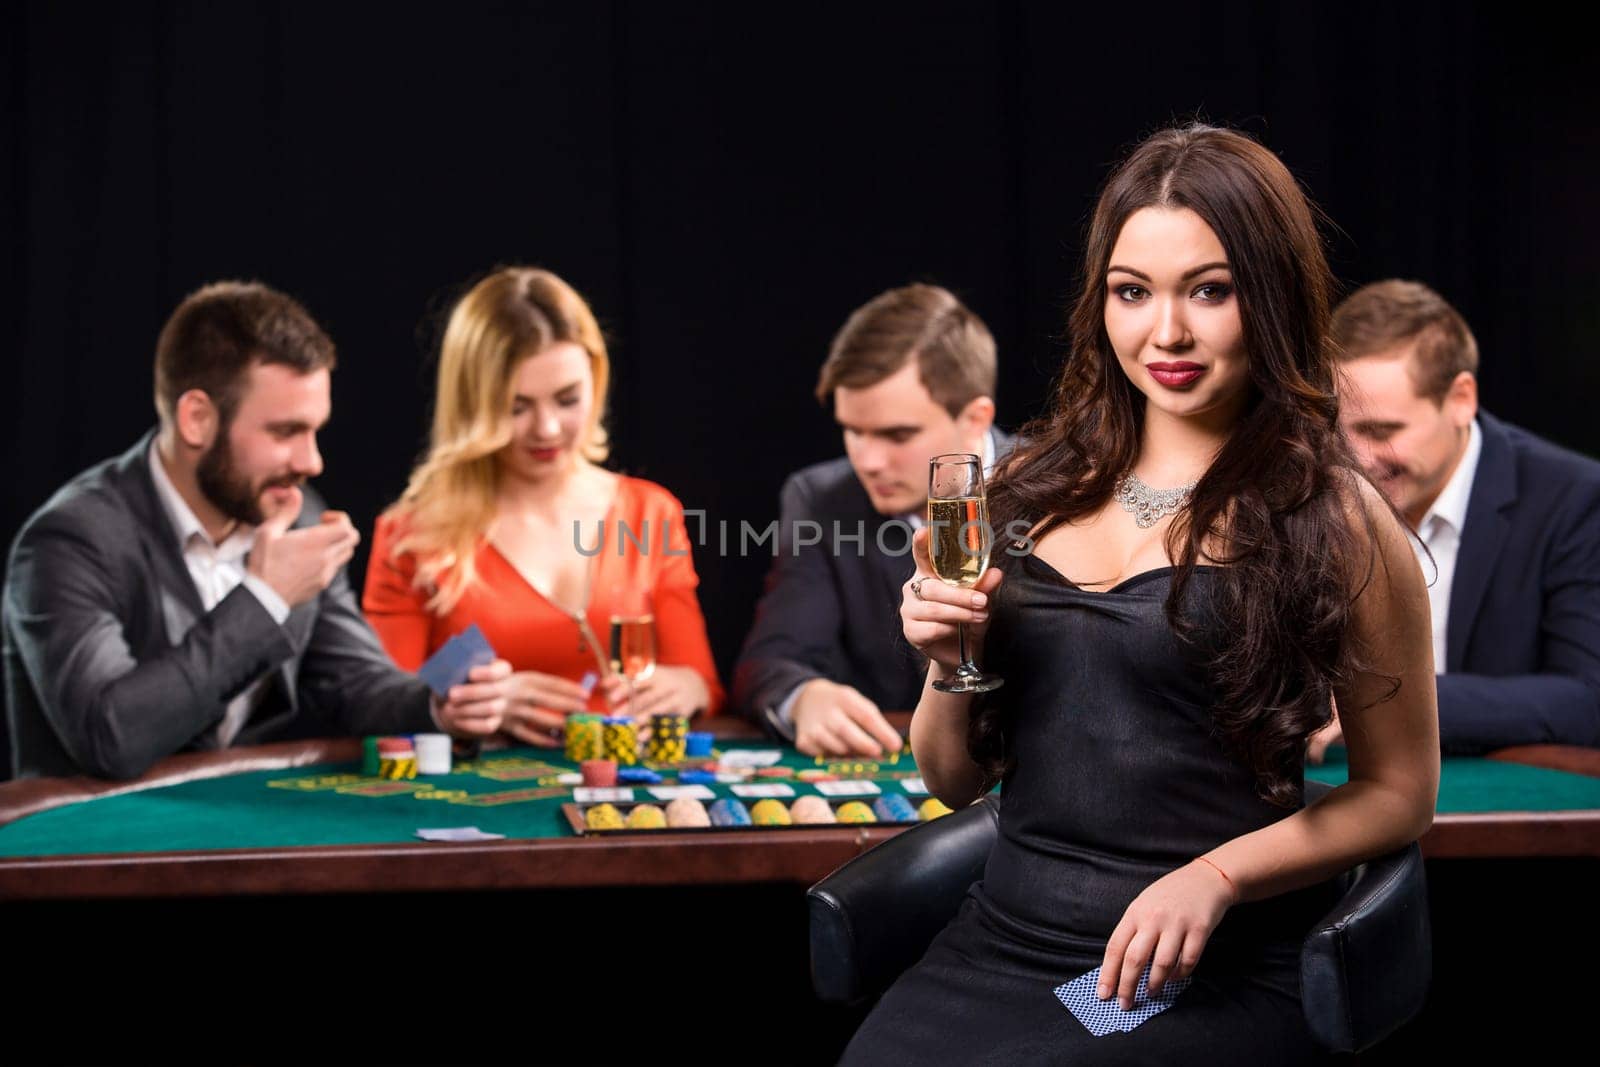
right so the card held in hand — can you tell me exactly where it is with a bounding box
[1053,965,1191,1036]
[417,623,498,698]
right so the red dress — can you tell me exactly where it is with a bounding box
[363,476,724,715]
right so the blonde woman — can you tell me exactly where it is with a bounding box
[363,267,723,745]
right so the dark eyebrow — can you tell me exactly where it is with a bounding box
[1106,261,1232,282]
[265,419,319,434]
[1348,419,1405,435]
[838,421,922,437]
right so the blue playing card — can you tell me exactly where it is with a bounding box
[1052,966,1191,1036]
[417,624,497,698]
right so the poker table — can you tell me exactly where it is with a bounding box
[0,716,1597,900]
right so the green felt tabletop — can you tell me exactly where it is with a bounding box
[2,743,1596,859]
[1306,747,1600,813]
[0,741,923,858]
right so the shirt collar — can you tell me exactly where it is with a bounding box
[1421,418,1482,538]
[147,439,255,559]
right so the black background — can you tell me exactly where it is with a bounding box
[5,4,1600,1060]
[8,1,1598,680]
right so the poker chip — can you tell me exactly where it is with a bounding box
[677,769,717,785]
[584,803,625,830]
[796,769,837,782]
[625,803,668,829]
[708,798,752,827]
[414,733,451,775]
[685,732,714,757]
[361,736,381,777]
[645,713,689,763]
[564,714,605,763]
[617,767,663,784]
[580,759,618,787]
[602,717,640,766]
[917,797,954,821]
[789,795,836,824]
[749,799,792,826]
[834,801,877,824]
[872,794,917,823]
[755,767,795,779]
[665,797,711,828]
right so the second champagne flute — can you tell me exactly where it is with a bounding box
[608,589,657,716]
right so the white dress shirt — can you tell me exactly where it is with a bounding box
[1411,420,1482,674]
[148,442,289,745]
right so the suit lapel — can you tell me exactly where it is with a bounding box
[1447,413,1518,671]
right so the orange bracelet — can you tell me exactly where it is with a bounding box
[1196,855,1238,904]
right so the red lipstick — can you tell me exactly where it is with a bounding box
[1146,361,1205,388]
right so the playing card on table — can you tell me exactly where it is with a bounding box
[415,826,505,842]
[1052,966,1190,1036]
[417,623,497,698]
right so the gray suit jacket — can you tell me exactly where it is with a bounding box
[2,431,434,779]
[732,428,1013,735]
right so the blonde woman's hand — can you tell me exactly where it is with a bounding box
[612,666,710,723]
[900,526,1004,673]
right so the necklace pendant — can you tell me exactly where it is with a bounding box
[1114,472,1196,529]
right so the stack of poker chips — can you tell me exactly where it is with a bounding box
[413,733,452,775]
[376,737,417,779]
[685,731,714,757]
[602,716,639,766]
[564,713,605,763]
[646,713,689,763]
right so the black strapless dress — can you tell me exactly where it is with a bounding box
[840,555,1337,1065]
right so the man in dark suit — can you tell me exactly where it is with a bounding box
[733,284,1009,756]
[1315,279,1600,756]
[3,281,510,779]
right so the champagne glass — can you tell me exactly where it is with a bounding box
[608,589,657,715]
[928,453,1004,693]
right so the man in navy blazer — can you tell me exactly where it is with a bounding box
[1319,280,1600,755]
[733,284,1009,757]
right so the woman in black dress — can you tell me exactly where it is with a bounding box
[842,125,1440,1064]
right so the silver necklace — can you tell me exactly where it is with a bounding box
[1114,472,1196,529]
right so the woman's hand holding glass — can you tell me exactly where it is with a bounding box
[610,665,710,723]
[901,527,1004,675]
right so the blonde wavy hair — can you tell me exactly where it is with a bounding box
[387,267,610,613]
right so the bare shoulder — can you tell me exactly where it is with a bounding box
[1328,469,1426,611]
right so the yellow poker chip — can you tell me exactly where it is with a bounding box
[835,801,877,824]
[917,797,953,821]
[625,804,668,829]
[584,803,625,830]
[749,799,792,826]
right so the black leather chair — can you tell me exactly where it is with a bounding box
[809,785,1431,1054]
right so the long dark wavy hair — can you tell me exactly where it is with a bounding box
[977,124,1390,807]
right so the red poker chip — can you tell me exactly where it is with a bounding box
[376,738,415,754]
[755,767,795,778]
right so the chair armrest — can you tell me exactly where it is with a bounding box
[1300,839,1431,1052]
[807,796,1000,1004]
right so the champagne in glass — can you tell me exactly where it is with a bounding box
[927,495,991,588]
[608,589,656,721]
[608,611,657,685]
[928,454,1003,693]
